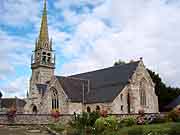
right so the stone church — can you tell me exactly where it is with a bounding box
[25,0,159,114]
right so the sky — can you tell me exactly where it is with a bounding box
[0,0,180,98]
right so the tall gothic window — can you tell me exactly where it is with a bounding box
[140,79,146,106]
[51,88,59,110]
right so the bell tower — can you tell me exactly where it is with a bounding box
[29,0,55,98]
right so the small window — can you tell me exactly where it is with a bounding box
[87,106,91,113]
[42,56,46,64]
[121,105,123,111]
[43,52,46,55]
[120,94,123,101]
[47,53,51,56]
[96,105,100,111]
[47,57,51,63]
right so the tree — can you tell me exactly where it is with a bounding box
[0,91,2,98]
[147,69,180,111]
[114,60,126,66]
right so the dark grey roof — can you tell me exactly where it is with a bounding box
[165,95,180,109]
[56,76,88,102]
[56,61,140,103]
[1,98,26,108]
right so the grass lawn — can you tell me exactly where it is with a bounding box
[49,122,180,135]
[118,122,180,135]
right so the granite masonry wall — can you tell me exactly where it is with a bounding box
[0,113,161,125]
[0,114,72,125]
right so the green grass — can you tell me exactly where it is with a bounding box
[118,122,180,135]
[49,122,180,135]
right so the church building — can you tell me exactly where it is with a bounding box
[25,0,159,114]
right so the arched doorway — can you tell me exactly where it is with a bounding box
[32,105,38,114]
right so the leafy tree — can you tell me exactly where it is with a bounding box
[147,69,180,111]
[114,60,126,66]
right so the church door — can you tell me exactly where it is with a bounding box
[32,105,38,114]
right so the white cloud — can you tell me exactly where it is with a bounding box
[1,76,29,98]
[59,0,180,87]
[0,30,32,80]
[0,0,40,26]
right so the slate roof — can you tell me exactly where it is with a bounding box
[1,98,26,108]
[56,76,88,102]
[165,95,180,109]
[56,61,140,103]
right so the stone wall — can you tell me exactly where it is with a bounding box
[0,113,161,125]
[0,114,72,125]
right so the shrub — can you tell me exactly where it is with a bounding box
[88,111,100,127]
[94,117,106,133]
[69,112,100,135]
[168,110,180,122]
[138,109,145,116]
[105,116,118,130]
[100,109,108,117]
[7,106,16,122]
[94,116,118,134]
[119,117,136,127]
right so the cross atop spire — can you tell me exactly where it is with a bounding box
[39,0,49,42]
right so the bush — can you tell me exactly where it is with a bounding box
[168,110,180,122]
[94,117,106,133]
[119,117,136,127]
[105,116,118,130]
[88,111,100,126]
[94,116,118,134]
[68,111,100,135]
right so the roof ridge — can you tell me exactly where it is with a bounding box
[70,60,140,77]
[56,76,89,81]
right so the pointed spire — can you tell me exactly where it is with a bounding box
[39,0,49,42]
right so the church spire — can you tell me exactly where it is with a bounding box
[39,0,49,42]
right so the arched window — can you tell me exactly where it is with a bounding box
[87,106,91,113]
[120,94,123,101]
[140,79,146,106]
[51,88,59,110]
[96,105,100,111]
[31,104,38,114]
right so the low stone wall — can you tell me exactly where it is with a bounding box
[111,113,161,120]
[0,113,160,125]
[0,114,72,125]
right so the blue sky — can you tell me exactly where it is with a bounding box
[1,0,180,98]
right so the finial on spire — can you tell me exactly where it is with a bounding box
[39,0,49,42]
[44,0,47,11]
